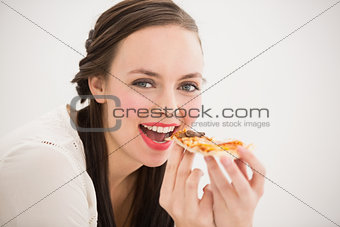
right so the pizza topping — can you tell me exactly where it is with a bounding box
[185,129,205,137]
[218,140,244,146]
[172,128,206,139]
[169,128,248,157]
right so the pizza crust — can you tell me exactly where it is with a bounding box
[170,137,240,159]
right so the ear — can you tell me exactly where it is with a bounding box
[88,76,106,104]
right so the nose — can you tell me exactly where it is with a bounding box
[151,89,183,119]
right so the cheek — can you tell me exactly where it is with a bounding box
[109,87,153,120]
[119,93,153,123]
[103,90,151,132]
[120,95,150,111]
[182,97,202,126]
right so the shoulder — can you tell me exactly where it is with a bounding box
[1,142,85,186]
[0,105,97,226]
[0,142,96,226]
[0,105,87,172]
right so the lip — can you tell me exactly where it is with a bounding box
[140,122,180,127]
[138,127,173,151]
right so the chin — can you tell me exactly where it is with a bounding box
[143,158,168,168]
[139,146,171,168]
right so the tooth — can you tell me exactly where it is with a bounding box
[157,127,163,133]
[163,127,168,133]
[170,126,175,131]
[147,126,153,130]
[152,126,157,131]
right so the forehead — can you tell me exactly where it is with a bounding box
[112,25,204,77]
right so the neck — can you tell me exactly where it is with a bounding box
[105,132,142,227]
[107,149,141,191]
[105,132,142,193]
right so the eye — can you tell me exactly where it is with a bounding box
[132,79,154,88]
[179,82,199,92]
[135,82,152,88]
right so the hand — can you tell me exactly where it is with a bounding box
[204,146,266,227]
[159,145,215,227]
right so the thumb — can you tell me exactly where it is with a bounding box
[199,184,213,211]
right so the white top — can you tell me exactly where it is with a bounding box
[0,105,98,227]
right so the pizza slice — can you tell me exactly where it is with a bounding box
[166,128,251,158]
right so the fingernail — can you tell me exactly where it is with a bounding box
[203,184,211,192]
[238,146,245,153]
[221,156,232,166]
[206,185,211,191]
[200,171,204,177]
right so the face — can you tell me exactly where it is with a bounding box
[102,25,204,167]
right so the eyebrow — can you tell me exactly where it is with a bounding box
[128,68,206,82]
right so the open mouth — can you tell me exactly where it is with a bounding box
[138,123,178,144]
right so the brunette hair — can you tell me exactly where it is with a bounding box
[71,0,201,226]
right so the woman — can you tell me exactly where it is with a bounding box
[0,0,266,226]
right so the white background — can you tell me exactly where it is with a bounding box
[1,0,340,226]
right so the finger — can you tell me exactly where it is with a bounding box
[174,150,195,191]
[204,155,236,203]
[220,155,251,197]
[185,168,204,208]
[199,184,213,212]
[208,175,229,211]
[235,159,249,180]
[238,146,266,197]
[161,144,185,194]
